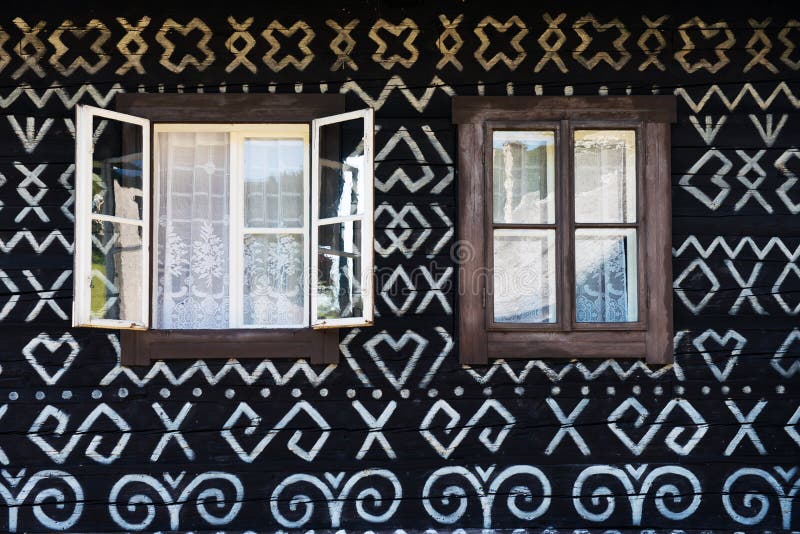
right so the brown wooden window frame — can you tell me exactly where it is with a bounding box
[113,93,348,366]
[452,96,676,365]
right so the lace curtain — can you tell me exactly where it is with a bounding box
[155,132,230,329]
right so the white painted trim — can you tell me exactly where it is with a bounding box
[151,123,310,329]
[90,213,145,226]
[311,108,375,328]
[73,104,150,330]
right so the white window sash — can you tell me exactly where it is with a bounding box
[73,104,151,330]
[229,126,311,329]
[311,108,375,328]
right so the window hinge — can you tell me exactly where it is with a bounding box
[481,285,486,308]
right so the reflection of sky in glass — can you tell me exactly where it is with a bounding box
[493,131,552,150]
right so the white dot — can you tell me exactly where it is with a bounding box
[482,387,492,396]
[607,386,616,395]
[159,388,170,399]
[400,389,410,399]
[372,389,382,399]
[260,388,271,398]
[581,386,589,395]
[675,386,685,395]
[564,85,574,96]
[701,386,710,395]
[599,85,609,96]
[453,386,464,397]
[92,390,102,399]
[514,387,525,396]
[291,388,301,398]
[192,388,202,397]
[428,389,439,398]
[35,391,45,400]
[551,386,560,396]
[742,386,752,394]
[61,390,72,400]
[118,388,128,398]
[346,389,356,399]
[721,386,730,395]
[8,392,17,401]
[653,386,663,396]
[632,385,641,395]
[777,385,786,394]
[225,388,235,399]
[319,388,329,397]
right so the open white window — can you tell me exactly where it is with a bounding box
[312,109,375,328]
[73,104,375,337]
[73,106,151,329]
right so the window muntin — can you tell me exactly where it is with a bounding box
[73,106,150,329]
[153,124,310,330]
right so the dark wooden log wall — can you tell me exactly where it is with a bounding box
[0,0,798,531]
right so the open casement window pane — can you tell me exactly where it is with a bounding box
[73,105,150,329]
[311,108,374,328]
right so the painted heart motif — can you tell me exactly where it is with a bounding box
[23,332,79,385]
[692,329,746,381]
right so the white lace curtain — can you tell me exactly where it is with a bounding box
[155,132,230,329]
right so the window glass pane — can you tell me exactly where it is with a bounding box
[90,220,143,322]
[244,138,305,228]
[318,118,366,219]
[154,132,230,329]
[493,229,556,323]
[317,221,363,319]
[575,228,638,322]
[492,131,555,224]
[91,117,144,220]
[574,130,636,223]
[243,234,305,326]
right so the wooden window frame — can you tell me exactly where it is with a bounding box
[452,96,676,365]
[114,93,346,366]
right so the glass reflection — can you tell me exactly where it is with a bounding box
[317,221,363,319]
[575,228,638,322]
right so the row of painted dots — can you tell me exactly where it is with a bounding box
[4,384,782,401]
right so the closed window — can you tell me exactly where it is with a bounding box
[72,94,374,364]
[453,96,676,364]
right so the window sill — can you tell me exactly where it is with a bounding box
[120,328,339,366]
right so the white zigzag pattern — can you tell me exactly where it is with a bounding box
[0,83,124,110]
[100,336,335,387]
[340,75,455,112]
[0,231,73,254]
[464,359,675,384]
[673,236,800,261]
[674,82,800,114]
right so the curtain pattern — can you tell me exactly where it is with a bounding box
[155,132,230,329]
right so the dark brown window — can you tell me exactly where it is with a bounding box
[452,96,676,365]
[72,93,376,365]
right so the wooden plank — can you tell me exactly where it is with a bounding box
[456,122,488,364]
[115,93,345,122]
[453,96,677,124]
[645,122,675,365]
